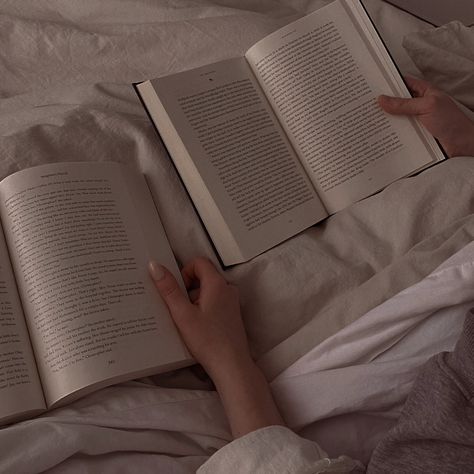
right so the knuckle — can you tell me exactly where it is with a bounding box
[387,98,404,112]
[208,278,231,297]
[211,278,227,293]
[160,280,180,300]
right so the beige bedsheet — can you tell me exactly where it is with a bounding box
[0,0,472,383]
[0,0,473,471]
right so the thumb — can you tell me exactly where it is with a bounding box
[378,95,426,116]
[148,261,190,318]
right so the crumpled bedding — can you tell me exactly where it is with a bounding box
[0,0,473,472]
[2,235,474,473]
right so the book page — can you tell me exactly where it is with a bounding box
[245,0,445,214]
[138,57,327,264]
[0,221,45,423]
[0,162,192,407]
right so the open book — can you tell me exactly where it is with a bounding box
[136,0,445,266]
[0,162,192,425]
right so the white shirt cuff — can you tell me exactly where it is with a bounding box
[197,425,363,473]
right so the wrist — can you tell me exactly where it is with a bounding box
[443,117,474,157]
[206,351,256,385]
[210,359,285,438]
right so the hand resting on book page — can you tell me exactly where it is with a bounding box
[148,256,474,470]
[378,76,474,158]
[149,258,285,438]
[148,258,248,378]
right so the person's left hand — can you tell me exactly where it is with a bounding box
[148,257,253,380]
[149,257,286,438]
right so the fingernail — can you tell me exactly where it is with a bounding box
[148,261,166,281]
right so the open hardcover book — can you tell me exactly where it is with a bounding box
[136,0,445,266]
[0,162,192,425]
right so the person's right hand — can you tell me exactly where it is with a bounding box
[378,76,474,158]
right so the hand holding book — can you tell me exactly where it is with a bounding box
[379,76,474,157]
[137,0,446,265]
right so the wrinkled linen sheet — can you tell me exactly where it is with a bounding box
[0,0,474,471]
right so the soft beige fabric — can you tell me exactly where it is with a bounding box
[403,21,474,111]
[0,1,474,472]
[257,156,474,377]
[0,0,471,382]
[2,242,474,472]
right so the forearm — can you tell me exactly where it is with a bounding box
[200,360,364,473]
[210,357,286,439]
[150,258,285,439]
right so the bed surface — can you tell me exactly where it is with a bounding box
[0,0,473,471]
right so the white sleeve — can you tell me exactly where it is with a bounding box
[197,425,364,473]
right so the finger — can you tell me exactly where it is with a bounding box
[404,75,431,97]
[181,257,226,291]
[378,95,429,116]
[148,261,190,318]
